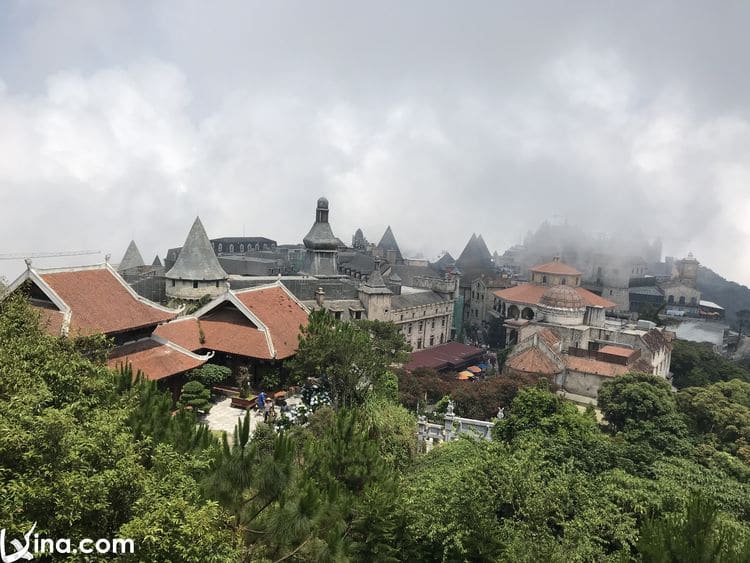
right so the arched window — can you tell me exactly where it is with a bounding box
[240,244,245,252]
[229,244,235,253]
[679,296,685,305]
[690,297,697,305]
[218,243,223,253]
[668,295,674,304]
[542,275,547,284]
[561,278,566,285]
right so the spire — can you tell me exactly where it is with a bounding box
[118,240,145,272]
[377,226,402,261]
[457,233,493,268]
[152,255,162,267]
[166,217,227,281]
[302,196,339,251]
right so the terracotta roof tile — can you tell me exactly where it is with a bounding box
[107,339,206,381]
[494,284,616,309]
[235,286,309,359]
[530,260,582,276]
[40,266,176,336]
[598,345,637,358]
[537,328,561,348]
[506,346,562,376]
[565,356,629,378]
[154,318,204,351]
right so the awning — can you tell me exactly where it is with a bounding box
[467,366,482,374]
[457,371,475,380]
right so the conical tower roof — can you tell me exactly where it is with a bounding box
[303,197,339,250]
[152,255,162,267]
[166,217,227,281]
[118,240,145,271]
[457,233,493,268]
[377,226,402,260]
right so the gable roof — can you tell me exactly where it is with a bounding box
[154,282,309,360]
[8,264,179,337]
[505,346,562,376]
[107,337,211,381]
[152,255,162,267]
[118,240,145,271]
[564,356,629,378]
[166,217,228,281]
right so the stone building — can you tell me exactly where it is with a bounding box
[469,273,514,328]
[661,253,701,315]
[165,216,229,301]
[301,197,341,278]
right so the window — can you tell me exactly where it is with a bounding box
[668,295,674,304]
[542,275,547,283]
[417,338,422,349]
[440,333,444,344]
[229,244,235,253]
[431,319,435,329]
[171,280,175,287]
[429,335,434,347]
[408,324,412,334]
[400,314,403,321]
[679,296,685,305]
[334,311,342,320]
[690,297,697,305]
[354,311,362,319]
[240,244,245,252]
[609,289,613,295]
[193,281,199,289]
[418,321,423,331]
[561,278,566,285]
[442,318,445,326]
[218,243,223,252]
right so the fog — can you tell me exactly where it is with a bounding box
[1,1,749,284]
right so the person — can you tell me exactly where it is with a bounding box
[264,397,273,422]
[257,391,266,414]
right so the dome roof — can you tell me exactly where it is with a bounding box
[540,284,585,309]
[317,197,329,209]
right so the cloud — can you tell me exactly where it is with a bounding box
[1,2,750,286]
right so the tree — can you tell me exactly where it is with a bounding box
[487,316,505,348]
[187,363,231,388]
[178,381,212,412]
[287,310,397,409]
[598,373,679,432]
[670,340,750,389]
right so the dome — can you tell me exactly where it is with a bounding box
[317,197,329,209]
[540,284,585,310]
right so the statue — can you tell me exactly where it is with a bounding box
[446,399,455,417]
[496,406,505,420]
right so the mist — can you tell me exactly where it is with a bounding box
[1,1,749,284]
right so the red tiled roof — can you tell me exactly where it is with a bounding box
[107,339,206,381]
[565,356,629,378]
[33,306,65,335]
[153,286,309,360]
[506,346,561,376]
[494,284,616,309]
[235,286,309,359]
[530,260,581,276]
[405,342,484,372]
[537,328,561,349]
[598,345,637,358]
[40,266,175,336]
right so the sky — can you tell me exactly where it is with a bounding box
[1,1,750,284]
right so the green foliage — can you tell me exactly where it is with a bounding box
[677,379,750,459]
[670,339,750,389]
[178,380,212,413]
[187,363,231,387]
[287,309,401,409]
[638,492,750,563]
[487,315,505,348]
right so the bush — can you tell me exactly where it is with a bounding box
[187,364,231,388]
[178,381,212,413]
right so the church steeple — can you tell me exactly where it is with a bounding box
[301,197,340,277]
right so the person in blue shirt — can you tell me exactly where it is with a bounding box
[257,391,266,413]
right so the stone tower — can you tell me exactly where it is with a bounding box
[166,216,228,300]
[358,267,392,320]
[677,252,699,288]
[301,197,340,277]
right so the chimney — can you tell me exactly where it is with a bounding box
[315,287,325,306]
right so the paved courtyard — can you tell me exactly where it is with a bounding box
[204,395,304,436]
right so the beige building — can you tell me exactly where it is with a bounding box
[469,274,513,327]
